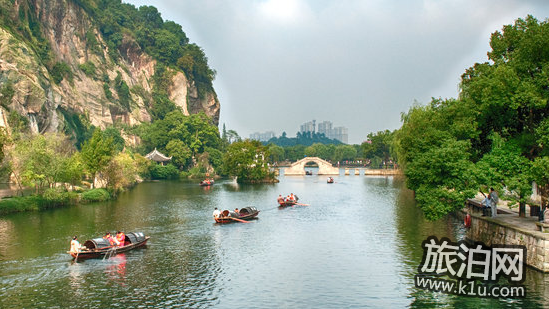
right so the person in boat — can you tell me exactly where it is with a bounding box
[103,232,119,246]
[213,207,221,219]
[116,231,125,247]
[290,193,298,202]
[277,195,284,204]
[234,208,239,214]
[70,236,85,254]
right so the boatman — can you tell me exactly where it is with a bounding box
[213,207,221,219]
[70,236,85,254]
[277,195,284,204]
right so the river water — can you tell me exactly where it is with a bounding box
[1,171,548,308]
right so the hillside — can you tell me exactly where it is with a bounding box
[0,0,219,144]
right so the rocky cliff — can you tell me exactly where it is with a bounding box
[0,0,220,137]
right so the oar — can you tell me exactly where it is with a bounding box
[228,217,250,223]
[296,203,309,206]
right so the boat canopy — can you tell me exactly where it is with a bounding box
[83,238,111,249]
[221,210,239,217]
[239,207,257,215]
[126,232,146,244]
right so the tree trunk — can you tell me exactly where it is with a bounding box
[519,201,526,217]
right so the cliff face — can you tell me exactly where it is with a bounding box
[0,0,220,135]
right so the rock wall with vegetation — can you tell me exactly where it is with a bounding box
[0,0,219,143]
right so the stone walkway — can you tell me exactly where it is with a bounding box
[466,198,549,240]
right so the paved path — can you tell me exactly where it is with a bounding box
[466,198,549,239]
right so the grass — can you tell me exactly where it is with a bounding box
[0,188,112,216]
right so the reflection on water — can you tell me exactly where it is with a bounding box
[0,174,548,308]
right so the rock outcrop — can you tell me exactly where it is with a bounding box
[0,0,220,136]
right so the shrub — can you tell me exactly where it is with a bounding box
[0,196,41,215]
[41,188,78,209]
[79,61,96,78]
[149,164,179,180]
[81,188,111,203]
[50,62,73,84]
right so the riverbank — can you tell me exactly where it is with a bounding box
[0,188,113,216]
[461,199,549,272]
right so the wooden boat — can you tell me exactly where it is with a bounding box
[278,200,297,207]
[200,180,213,186]
[68,232,150,260]
[305,170,313,175]
[215,206,259,223]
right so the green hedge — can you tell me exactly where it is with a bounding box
[0,189,82,215]
[41,188,79,209]
[149,164,179,180]
[0,196,42,215]
[81,188,111,203]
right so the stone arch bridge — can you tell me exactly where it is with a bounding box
[284,157,339,176]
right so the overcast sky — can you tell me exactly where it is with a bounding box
[125,0,548,144]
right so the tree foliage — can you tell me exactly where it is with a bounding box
[8,133,81,193]
[394,16,549,220]
[222,140,274,183]
[137,110,221,171]
[266,131,342,147]
[80,129,115,187]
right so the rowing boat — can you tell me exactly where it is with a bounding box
[215,207,259,223]
[278,200,297,207]
[68,232,149,260]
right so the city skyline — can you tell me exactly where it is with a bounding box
[250,119,349,144]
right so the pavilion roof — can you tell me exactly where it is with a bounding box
[145,148,172,162]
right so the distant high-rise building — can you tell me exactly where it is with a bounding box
[249,131,276,142]
[332,126,349,144]
[300,120,316,133]
[317,121,332,137]
[299,119,348,143]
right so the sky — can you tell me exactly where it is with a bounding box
[125,0,549,144]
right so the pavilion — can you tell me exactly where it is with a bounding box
[145,148,172,165]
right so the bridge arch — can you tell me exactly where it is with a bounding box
[284,157,339,176]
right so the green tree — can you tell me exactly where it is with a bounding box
[476,136,533,217]
[333,145,358,162]
[8,133,76,193]
[165,139,192,168]
[80,129,115,188]
[362,130,395,165]
[267,144,285,163]
[103,127,125,152]
[222,140,274,183]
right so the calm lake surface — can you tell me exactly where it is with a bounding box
[1,170,549,308]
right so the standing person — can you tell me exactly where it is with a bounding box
[70,236,84,254]
[213,207,221,219]
[490,187,499,218]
